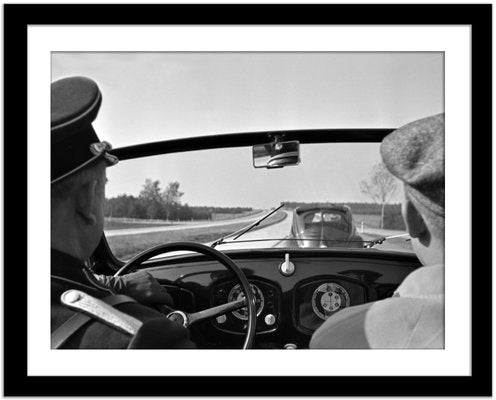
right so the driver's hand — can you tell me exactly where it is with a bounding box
[95,271,174,306]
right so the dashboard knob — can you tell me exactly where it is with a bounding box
[279,253,295,276]
[216,314,227,324]
[264,314,276,326]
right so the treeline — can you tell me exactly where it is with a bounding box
[282,202,405,230]
[283,202,401,214]
[104,196,253,221]
[104,179,252,221]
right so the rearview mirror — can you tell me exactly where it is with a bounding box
[252,140,300,169]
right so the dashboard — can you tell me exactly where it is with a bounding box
[142,248,421,349]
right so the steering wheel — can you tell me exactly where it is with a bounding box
[114,242,257,349]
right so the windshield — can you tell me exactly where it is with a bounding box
[104,142,413,260]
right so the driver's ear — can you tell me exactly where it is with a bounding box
[76,179,99,225]
[402,194,428,241]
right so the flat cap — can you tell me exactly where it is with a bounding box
[51,76,118,184]
[380,113,444,216]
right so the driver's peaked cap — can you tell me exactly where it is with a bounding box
[380,113,445,217]
[51,76,118,185]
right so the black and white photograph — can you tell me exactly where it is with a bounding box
[50,51,445,351]
[3,3,491,397]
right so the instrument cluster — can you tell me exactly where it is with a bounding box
[211,279,280,334]
[295,278,367,333]
[311,282,351,320]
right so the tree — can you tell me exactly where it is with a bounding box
[105,194,137,218]
[359,163,398,229]
[162,181,184,221]
[139,179,164,219]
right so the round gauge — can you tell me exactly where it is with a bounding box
[311,282,350,320]
[228,283,264,320]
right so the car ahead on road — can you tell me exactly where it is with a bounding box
[90,128,419,350]
[289,205,364,248]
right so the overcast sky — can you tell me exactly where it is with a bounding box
[52,52,444,208]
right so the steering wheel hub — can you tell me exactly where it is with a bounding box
[166,310,189,327]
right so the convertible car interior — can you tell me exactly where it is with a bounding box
[89,129,421,349]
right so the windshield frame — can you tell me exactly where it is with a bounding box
[109,128,394,161]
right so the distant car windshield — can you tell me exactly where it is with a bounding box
[104,142,413,261]
[303,211,347,230]
[291,206,358,248]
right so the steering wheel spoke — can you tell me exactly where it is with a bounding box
[188,298,247,326]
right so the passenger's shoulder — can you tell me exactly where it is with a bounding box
[309,302,376,349]
[310,297,443,349]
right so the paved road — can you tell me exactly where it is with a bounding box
[105,210,270,238]
[213,210,293,250]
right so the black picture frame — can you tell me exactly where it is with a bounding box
[4,3,491,396]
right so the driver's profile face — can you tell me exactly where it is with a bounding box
[84,163,108,254]
[94,167,107,235]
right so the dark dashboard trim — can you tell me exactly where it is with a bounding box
[140,247,420,270]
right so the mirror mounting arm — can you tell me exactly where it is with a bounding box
[269,134,285,147]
